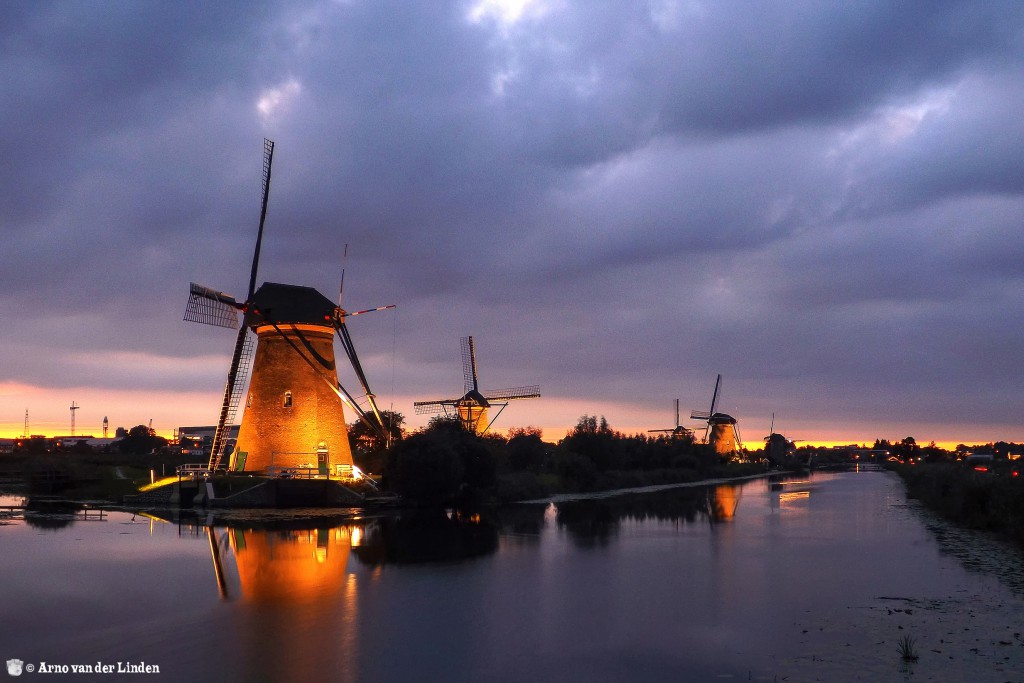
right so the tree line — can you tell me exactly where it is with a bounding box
[353,413,762,506]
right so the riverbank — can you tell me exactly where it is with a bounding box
[892,462,1024,548]
[491,461,771,505]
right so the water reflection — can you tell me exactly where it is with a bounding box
[5,474,1024,682]
[708,483,741,521]
[214,526,357,601]
[21,497,109,529]
[352,510,499,566]
[768,478,815,512]
[200,520,363,683]
[552,483,746,545]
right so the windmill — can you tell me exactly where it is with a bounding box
[763,413,801,467]
[689,374,743,457]
[648,399,692,439]
[184,139,392,475]
[413,336,539,434]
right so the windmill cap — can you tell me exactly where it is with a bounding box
[245,282,337,327]
[460,389,490,407]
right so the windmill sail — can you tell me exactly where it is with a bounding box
[484,385,541,401]
[651,399,689,435]
[246,138,274,301]
[462,336,479,393]
[184,283,240,328]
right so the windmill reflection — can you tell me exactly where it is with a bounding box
[224,526,357,602]
[707,484,741,522]
[207,523,362,683]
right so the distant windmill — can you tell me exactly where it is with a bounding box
[184,139,393,474]
[763,413,800,467]
[648,399,692,439]
[413,336,540,434]
[690,374,743,456]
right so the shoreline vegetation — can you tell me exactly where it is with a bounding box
[891,462,1024,548]
[374,414,835,506]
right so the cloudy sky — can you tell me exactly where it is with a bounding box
[3,0,1024,446]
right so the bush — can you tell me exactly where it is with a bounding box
[383,421,496,505]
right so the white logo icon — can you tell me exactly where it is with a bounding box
[6,660,23,677]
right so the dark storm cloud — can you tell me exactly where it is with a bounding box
[3,0,1024,439]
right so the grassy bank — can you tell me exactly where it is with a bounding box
[893,463,1024,547]
[0,449,193,501]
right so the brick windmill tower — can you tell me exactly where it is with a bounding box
[184,139,391,475]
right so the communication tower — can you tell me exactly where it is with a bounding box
[70,401,80,437]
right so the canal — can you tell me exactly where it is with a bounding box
[1,468,1022,682]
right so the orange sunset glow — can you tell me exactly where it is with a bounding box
[2,381,1019,452]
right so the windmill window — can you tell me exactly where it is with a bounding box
[283,391,293,408]
[246,393,253,408]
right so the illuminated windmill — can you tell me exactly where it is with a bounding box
[413,336,539,434]
[690,374,743,457]
[648,399,693,439]
[184,139,392,475]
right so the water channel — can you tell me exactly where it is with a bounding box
[2,468,1023,682]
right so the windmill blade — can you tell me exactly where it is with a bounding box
[335,324,388,438]
[690,410,711,420]
[337,243,348,307]
[461,336,479,394]
[413,400,455,415]
[184,283,241,328]
[483,385,540,401]
[338,304,396,318]
[246,138,275,302]
[709,374,722,417]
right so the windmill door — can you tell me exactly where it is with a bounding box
[316,442,329,476]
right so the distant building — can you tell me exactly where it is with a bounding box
[54,435,95,449]
[84,437,118,450]
[178,425,240,458]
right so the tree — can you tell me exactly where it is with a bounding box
[384,423,495,505]
[118,425,168,455]
[507,427,547,472]
[350,410,405,454]
[559,415,620,470]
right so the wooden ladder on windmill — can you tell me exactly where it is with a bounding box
[209,333,254,471]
